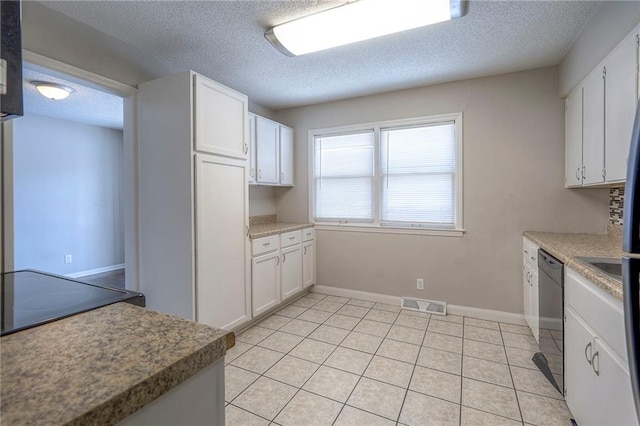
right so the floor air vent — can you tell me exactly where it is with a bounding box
[401,297,447,316]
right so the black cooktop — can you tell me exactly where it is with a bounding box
[1,270,145,336]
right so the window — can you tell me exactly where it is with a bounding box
[311,114,463,234]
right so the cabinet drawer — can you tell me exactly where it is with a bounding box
[565,268,627,361]
[252,235,280,256]
[281,230,302,248]
[302,228,314,242]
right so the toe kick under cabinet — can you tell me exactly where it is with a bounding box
[251,228,315,316]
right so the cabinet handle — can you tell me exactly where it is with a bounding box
[281,171,285,181]
[282,253,286,263]
[244,143,248,154]
[263,242,270,247]
[246,226,249,237]
[602,169,606,180]
[576,168,581,181]
[276,255,280,265]
[592,351,600,376]
[251,168,255,178]
[303,246,307,255]
[289,236,295,240]
[585,342,593,365]
[582,166,586,179]
[524,249,529,255]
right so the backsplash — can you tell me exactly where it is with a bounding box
[249,214,277,226]
[610,186,624,225]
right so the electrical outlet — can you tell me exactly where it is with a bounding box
[65,254,73,264]
[417,278,424,290]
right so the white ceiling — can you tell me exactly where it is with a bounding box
[40,1,601,111]
[23,67,123,129]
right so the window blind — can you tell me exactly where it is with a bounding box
[380,123,456,227]
[314,131,375,222]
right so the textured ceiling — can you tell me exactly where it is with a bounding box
[23,67,123,129]
[40,1,600,110]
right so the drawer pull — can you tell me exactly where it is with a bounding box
[289,236,296,240]
[592,351,600,376]
[585,342,593,365]
[276,255,280,265]
[263,242,270,247]
[282,253,286,263]
[304,246,307,255]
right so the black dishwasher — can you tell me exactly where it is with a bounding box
[534,249,564,396]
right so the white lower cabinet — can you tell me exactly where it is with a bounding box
[251,251,281,317]
[302,241,315,288]
[251,228,314,316]
[564,268,638,425]
[523,237,540,342]
[281,245,302,299]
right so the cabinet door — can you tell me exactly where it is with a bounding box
[302,241,315,288]
[582,68,606,185]
[252,251,281,316]
[280,126,294,186]
[605,33,639,182]
[281,245,302,299]
[592,338,639,426]
[248,113,257,184]
[256,117,280,184]
[530,269,539,343]
[523,265,530,327]
[566,88,583,187]
[193,74,248,159]
[195,154,250,330]
[565,308,596,425]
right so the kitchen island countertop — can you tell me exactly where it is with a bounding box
[0,302,233,426]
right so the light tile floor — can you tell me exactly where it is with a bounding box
[224,292,572,425]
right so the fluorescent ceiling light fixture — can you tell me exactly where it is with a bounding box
[32,81,74,100]
[265,0,468,56]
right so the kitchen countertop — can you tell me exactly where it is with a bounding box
[0,302,234,426]
[524,230,624,301]
[249,221,313,239]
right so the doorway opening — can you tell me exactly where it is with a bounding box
[2,54,138,290]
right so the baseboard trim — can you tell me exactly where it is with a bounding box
[311,285,526,326]
[67,264,125,279]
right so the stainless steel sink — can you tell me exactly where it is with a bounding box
[577,257,622,281]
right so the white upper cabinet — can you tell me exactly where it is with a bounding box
[249,114,295,187]
[564,25,640,186]
[605,33,639,183]
[279,126,294,186]
[582,68,606,185]
[194,74,248,159]
[565,88,583,187]
[256,116,280,184]
[248,113,257,184]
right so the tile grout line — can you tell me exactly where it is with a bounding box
[503,327,526,424]
[330,305,401,425]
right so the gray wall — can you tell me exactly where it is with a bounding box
[13,113,124,275]
[274,66,609,314]
[559,1,640,96]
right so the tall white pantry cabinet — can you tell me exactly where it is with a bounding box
[137,71,251,330]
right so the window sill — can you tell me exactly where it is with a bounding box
[313,224,465,237]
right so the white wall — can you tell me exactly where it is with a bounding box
[249,186,276,217]
[12,113,124,275]
[274,66,609,314]
[559,1,640,96]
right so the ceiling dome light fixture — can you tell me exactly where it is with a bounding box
[32,81,74,100]
[265,0,469,56]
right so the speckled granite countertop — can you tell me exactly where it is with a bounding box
[249,222,313,239]
[524,230,624,301]
[0,302,234,426]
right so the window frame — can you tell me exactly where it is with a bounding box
[308,113,464,237]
